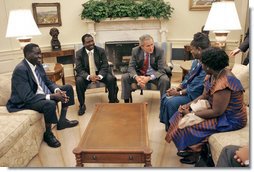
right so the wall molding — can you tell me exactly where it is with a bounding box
[0,39,241,76]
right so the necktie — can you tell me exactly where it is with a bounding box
[89,51,96,75]
[35,67,51,94]
[141,53,149,75]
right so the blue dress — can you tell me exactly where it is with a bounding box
[165,69,247,151]
[159,59,206,129]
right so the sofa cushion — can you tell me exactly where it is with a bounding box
[209,123,249,165]
[209,108,249,165]
[0,115,31,158]
[0,75,11,106]
[0,107,43,125]
[231,64,249,105]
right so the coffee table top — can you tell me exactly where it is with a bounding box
[74,103,151,154]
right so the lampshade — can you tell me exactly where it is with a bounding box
[204,1,241,44]
[6,9,41,48]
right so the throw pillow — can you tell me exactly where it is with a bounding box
[231,64,249,106]
[0,75,11,106]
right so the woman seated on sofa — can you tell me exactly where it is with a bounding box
[159,32,209,131]
[165,47,247,164]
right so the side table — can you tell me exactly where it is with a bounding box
[41,49,75,77]
[44,63,65,85]
[180,60,192,81]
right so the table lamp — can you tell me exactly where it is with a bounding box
[203,1,241,47]
[6,9,41,48]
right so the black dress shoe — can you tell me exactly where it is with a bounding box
[180,157,196,165]
[165,125,169,132]
[43,132,61,148]
[177,151,194,157]
[78,104,86,116]
[124,99,130,103]
[109,98,120,103]
[57,119,79,130]
[179,153,200,164]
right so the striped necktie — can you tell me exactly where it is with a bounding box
[35,67,51,94]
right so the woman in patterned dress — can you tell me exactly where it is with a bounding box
[165,47,247,164]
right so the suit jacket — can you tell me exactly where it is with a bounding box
[181,59,206,100]
[239,28,249,52]
[6,59,58,112]
[128,45,166,78]
[75,46,109,80]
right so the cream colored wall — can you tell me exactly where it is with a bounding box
[0,0,249,76]
[1,0,86,51]
[167,0,248,47]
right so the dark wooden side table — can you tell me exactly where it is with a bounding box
[44,63,65,85]
[73,103,152,167]
[180,60,192,81]
[41,49,75,77]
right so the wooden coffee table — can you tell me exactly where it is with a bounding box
[73,103,152,167]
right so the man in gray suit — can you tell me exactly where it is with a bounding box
[121,34,170,103]
[75,34,119,115]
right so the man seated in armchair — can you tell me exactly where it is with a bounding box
[75,34,119,115]
[121,34,171,103]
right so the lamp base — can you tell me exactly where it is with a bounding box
[214,32,228,42]
[211,41,226,49]
[213,32,228,49]
[18,38,31,49]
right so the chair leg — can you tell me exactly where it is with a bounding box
[56,104,60,115]
[130,92,133,103]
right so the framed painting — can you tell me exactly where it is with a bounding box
[32,3,62,27]
[189,0,219,11]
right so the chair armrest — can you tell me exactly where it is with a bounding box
[108,61,115,75]
[163,66,172,77]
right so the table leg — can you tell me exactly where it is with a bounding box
[61,72,65,85]
[75,153,84,167]
[144,153,152,167]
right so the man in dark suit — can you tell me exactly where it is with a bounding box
[6,43,78,148]
[229,27,249,65]
[121,34,170,103]
[75,34,119,116]
[217,145,249,167]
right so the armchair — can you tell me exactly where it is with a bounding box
[129,42,173,103]
[74,43,116,92]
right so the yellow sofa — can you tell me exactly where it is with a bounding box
[0,75,45,167]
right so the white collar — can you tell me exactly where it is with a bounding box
[25,59,36,70]
[85,49,94,54]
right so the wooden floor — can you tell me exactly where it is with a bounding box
[27,72,193,168]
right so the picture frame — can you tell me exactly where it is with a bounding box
[189,0,219,11]
[32,3,62,27]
